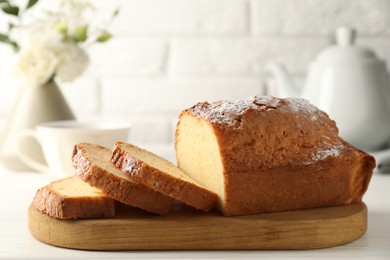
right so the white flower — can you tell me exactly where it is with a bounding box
[56,42,89,82]
[12,24,64,50]
[12,28,90,84]
[8,0,115,85]
[13,46,58,86]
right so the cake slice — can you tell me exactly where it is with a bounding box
[176,96,375,216]
[111,142,218,212]
[72,143,173,215]
[33,176,115,219]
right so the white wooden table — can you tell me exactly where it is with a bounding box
[0,144,389,259]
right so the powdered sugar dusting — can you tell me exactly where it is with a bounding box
[122,155,141,173]
[187,96,324,127]
[304,137,344,165]
[186,96,343,167]
[188,96,284,126]
[313,145,342,160]
[72,145,92,176]
[286,98,319,122]
[111,147,142,174]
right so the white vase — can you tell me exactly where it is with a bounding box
[0,80,75,171]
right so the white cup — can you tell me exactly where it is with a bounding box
[16,120,131,176]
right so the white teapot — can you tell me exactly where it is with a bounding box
[267,27,390,151]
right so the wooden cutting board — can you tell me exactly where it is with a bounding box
[28,202,367,250]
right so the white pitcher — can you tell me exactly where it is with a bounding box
[267,27,390,151]
[0,80,75,171]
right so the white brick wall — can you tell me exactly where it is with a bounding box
[110,0,249,35]
[252,0,390,35]
[86,38,168,77]
[170,37,330,75]
[100,77,263,115]
[1,0,390,144]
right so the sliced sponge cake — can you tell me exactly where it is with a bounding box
[33,176,115,219]
[72,143,173,215]
[111,142,218,212]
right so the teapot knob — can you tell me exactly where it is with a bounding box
[336,27,356,46]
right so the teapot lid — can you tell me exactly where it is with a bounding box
[316,27,380,63]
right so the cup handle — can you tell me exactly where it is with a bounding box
[16,130,50,173]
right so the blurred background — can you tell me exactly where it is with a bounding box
[1,0,390,146]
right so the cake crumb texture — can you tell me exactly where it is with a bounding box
[32,176,115,219]
[176,96,375,216]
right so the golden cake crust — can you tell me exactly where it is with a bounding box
[176,96,375,216]
[33,176,115,219]
[111,142,218,212]
[72,143,174,215]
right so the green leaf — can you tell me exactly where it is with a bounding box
[73,24,88,42]
[26,0,39,9]
[0,33,19,51]
[0,33,12,44]
[97,31,112,43]
[0,0,9,4]
[2,4,19,16]
[112,8,119,17]
[0,33,9,42]
[8,22,14,31]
